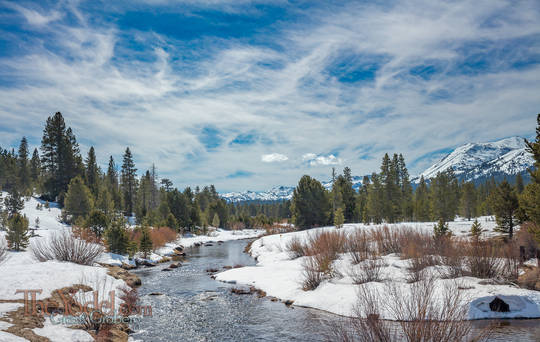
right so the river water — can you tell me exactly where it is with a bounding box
[130,239,540,342]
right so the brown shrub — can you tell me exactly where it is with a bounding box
[515,223,539,260]
[347,230,372,264]
[465,239,502,279]
[519,267,540,290]
[119,286,139,316]
[149,227,178,250]
[72,225,101,244]
[285,235,307,259]
[371,226,402,255]
[302,256,324,291]
[349,257,385,284]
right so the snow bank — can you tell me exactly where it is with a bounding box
[0,195,128,341]
[216,221,540,320]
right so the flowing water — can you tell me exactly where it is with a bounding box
[131,239,540,342]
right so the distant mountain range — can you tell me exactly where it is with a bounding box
[221,136,534,202]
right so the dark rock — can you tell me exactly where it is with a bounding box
[174,245,184,252]
[148,292,163,296]
[169,263,181,269]
[284,300,294,307]
[161,268,172,272]
[121,262,137,270]
[204,243,213,247]
[489,297,510,312]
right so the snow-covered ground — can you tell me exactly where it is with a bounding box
[216,219,540,320]
[0,195,127,341]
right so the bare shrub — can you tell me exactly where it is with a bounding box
[31,231,104,265]
[465,239,502,279]
[347,230,371,264]
[501,241,520,283]
[0,237,7,263]
[305,230,347,275]
[371,226,401,255]
[302,256,324,290]
[438,238,465,279]
[149,227,177,250]
[349,257,385,284]
[119,286,140,316]
[286,235,306,259]
[519,267,540,290]
[386,277,486,342]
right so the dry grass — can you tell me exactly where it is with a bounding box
[302,256,324,290]
[31,231,104,265]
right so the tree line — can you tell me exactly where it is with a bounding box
[291,114,540,243]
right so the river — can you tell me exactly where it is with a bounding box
[130,239,540,342]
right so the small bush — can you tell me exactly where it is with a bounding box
[286,235,306,259]
[465,239,501,279]
[149,226,177,250]
[515,224,539,260]
[302,256,324,291]
[119,286,140,316]
[519,267,540,290]
[347,230,371,264]
[349,258,385,284]
[371,226,401,255]
[31,231,104,265]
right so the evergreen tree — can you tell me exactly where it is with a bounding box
[515,173,524,194]
[120,148,137,216]
[95,184,115,216]
[64,176,94,220]
[106,156,122,211]
[40,112,83,201]
[166,213,178,230]
[460,182,477,221]
[30,148,41,186]
[17,137,30,193]
[212,212,220,228]
[470,219,482,239]
[414,176,431,221]
[4,190,24,217]
[433,218,450,239]
[139,226,153,259]
[6,213,29,251]
[85,146,99,197]
[366,173,384,224]
[430,169,459,222]
[398,154,413,221]
[335,167,356,222]
[105,219,129,254]
[492,180,519,239]
[87,209,109,238]
[334,207,344,228]
[291,175,331,229]
[520,114,540,224]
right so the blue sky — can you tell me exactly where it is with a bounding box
[0,0,539,192]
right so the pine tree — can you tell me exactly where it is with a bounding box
[64,176,94,220]
[212,213,220,228]
[492,180,519,239]
[106,156,122,211]
[414,176,431,221]
[139,226,153,259]
[87,209,109,238]
[398,154,413,221]
[366,173,384,224]
[430,170,459,222]
[515,173,524,194]
[433,218,450,239]
[291,175,331,229]
[85,146,99,197]
[105,218,129,254]
[30,148,41,187]
[40,112,83,201]
[460,182,477,221]
[121,148,137,216]
[4,190,24,217]
[6,213,29,251]
[334,207,344,228]
[470,219,482,239]
[520,114,540,224]
[17,137,30,193]
[336,167,356,222]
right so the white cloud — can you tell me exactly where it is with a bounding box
[303,153,342,166]
[261,153,289,163]
[5,3,63,26]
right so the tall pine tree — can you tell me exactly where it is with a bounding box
[121,148,137,216]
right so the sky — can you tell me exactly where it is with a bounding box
[0,0,539,192]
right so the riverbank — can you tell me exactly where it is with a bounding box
[216,221,540,320]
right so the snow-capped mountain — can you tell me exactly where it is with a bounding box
[222,136,534,202]
[221,186,295,202]
[222,176,366,202]
[412,136,533,183]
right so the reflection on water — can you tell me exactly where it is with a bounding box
[131,239,540,342]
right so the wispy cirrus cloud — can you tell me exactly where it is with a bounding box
[0,0,538,191]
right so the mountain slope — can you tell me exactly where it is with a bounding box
[413,136,533,183]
